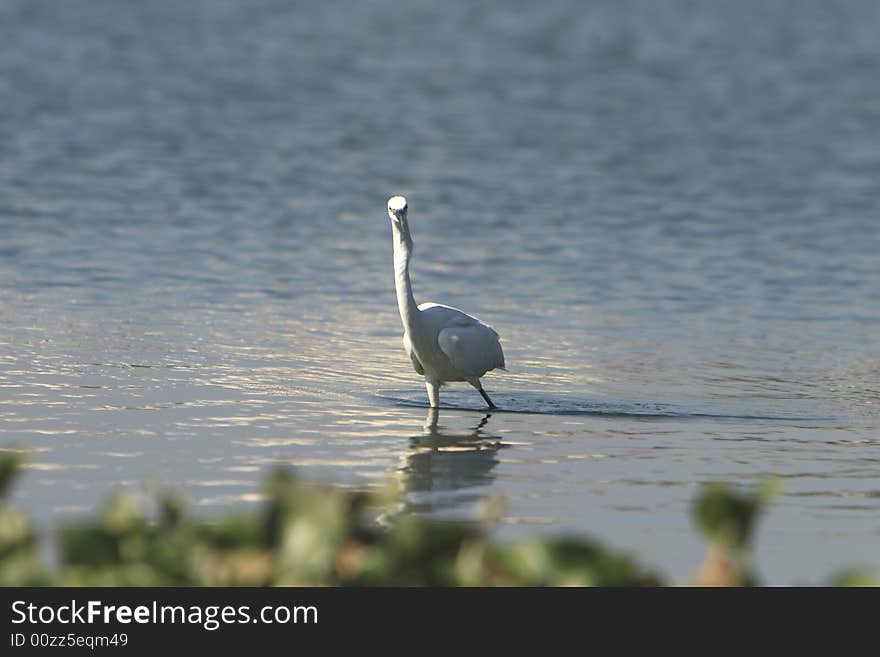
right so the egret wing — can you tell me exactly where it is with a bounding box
[437,322,505,377]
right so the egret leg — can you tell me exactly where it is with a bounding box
[425,380,440,408]
[478,387,497,410]
[424,407,440,433]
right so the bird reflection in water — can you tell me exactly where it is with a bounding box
[399,407,506,517]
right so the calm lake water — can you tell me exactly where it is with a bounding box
[1,0,879,584]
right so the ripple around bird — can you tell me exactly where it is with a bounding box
[377,390,836,422]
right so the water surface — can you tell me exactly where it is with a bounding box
[1,0,879,583]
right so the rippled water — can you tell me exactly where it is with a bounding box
[1,0,879,584]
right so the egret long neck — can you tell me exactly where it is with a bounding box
[392,222,420,334]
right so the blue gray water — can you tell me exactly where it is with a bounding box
[1,0,879,584]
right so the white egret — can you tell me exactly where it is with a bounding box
[386,195,505,409]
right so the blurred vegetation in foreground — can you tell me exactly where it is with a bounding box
[0,452,875,586]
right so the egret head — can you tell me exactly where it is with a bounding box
[387,195,408,224]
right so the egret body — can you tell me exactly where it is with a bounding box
[386,195,505,409]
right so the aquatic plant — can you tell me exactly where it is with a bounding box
[690,480,779,586]
[0,453,874,586]
[0,452,49,586]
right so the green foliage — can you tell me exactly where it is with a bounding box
[689,479,780,585]
[0,453,873,586]
[693,480,778,551]
[827,570,880,587]
[0,452,49,585]
[491,538,661,586]
[0,450,25,498]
